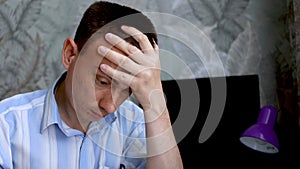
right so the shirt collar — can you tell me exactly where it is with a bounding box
[40,72,65,134]
[40,71,117,137]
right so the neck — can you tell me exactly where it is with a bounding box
[55,81,89,134]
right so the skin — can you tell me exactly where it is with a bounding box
[55,25,183,169]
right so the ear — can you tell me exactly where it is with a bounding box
[62,38,78,69]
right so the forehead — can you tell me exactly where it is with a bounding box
[81,33,108,53]
[81,29,126,55]
[78,32,126,71]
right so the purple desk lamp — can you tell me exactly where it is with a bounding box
[240,105,280,153]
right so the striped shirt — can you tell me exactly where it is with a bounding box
[0,73,147,169]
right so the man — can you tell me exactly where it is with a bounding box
[0,1,183,169]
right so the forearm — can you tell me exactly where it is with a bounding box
[144,105,183,169]
[98,24,183,168]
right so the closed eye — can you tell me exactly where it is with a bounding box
[96,76,111,88]
[99,80,108,85]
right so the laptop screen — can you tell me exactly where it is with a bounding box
[161,75,273,168]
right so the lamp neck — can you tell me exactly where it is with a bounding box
[257,106,277,127]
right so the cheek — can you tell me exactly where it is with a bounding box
[71,81,98,112]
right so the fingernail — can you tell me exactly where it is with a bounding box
[121,25,128,30]
[100,64,107,71]
[105,33,113,40]
[98,46,107,54]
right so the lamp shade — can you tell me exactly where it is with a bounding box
[240,105,279,154]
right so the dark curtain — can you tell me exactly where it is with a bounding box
[275,0,300,156]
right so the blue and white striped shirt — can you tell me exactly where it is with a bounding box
[0,73,147,169]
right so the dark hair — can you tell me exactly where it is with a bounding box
[74,1,158,51]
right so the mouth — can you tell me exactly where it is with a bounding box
[91,108,108,119]
[90,111,103,119]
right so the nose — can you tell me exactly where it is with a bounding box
[98,92,117,113]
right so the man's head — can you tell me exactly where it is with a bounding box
[74,1,158,52]
[60,1,158,126]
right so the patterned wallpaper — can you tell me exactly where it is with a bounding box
[0,0,298,133]
[0,0,93,99]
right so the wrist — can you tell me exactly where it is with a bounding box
[142,89,168,123]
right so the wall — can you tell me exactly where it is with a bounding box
[0,0,296,129]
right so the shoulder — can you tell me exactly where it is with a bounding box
[0,89,48,115]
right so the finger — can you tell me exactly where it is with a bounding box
[97,45,142,74]
[104,33,145,64]
[100,63,134,88]
[153,39,159,54]
[121,25,154,54]
[104,33,130,54]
